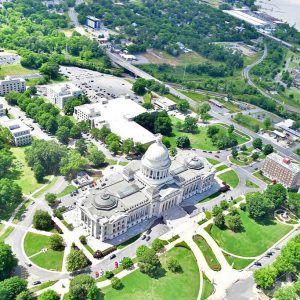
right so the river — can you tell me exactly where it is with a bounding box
[256,0,300,31]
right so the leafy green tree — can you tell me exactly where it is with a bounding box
[39,61,59,79]
[251,152,259,160]
[0,276,27,300]
[39,290,60,300]
[16,291,33,300]
[33,163,45,182]
[79,235,87,245]
[75,139,88,155]
[121,257,133,269]
[33,210,52,231]
[166,257,181,273]
[45,193,57,205]
[56,126,70,144]
[108,141,120,155]
[69,274,99,300]
[67,250,88,272]
[132,78,147,95]
[220,200,229,210]
[207,126,219,138]
[252,138,263,150]
[49,234,64,251]
[182,116,198,133]
[0,242,18,280]
[176,100,189,112]
[214,212,225,229]
[70,126,82,139]
[231,148,238,158]
[198,103,210,115]
[254,266,277,289]
[136,245,161,277]
[246,192,274,219]
[111,277,123,290]
[0,178,22,213]
[212,205,223,216]
[87,146,105,167]
[0,149,14,178]
[263,144,273,155]
[227,214,243,232]
[122,139,134,155]
[0,126,13,148]
[4,91,21,105]
[228,124,235,134]
[151,239,165,252]
[176,136,190,148]
[154,111,172,136]
[274,286,298,300]
[169,146,177,156]
[265,184,287,208]
[60,150,88,179]
[263,118,272,130]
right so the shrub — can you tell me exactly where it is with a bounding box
[205,211,212,219]
[111,277,123,290]
[166,257,181,273]
[174,241,190,250]
[49,234,64,251]
[105,271,114,279]
[33,210,52,231]
[79,235,87,245]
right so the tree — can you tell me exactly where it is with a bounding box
[67,249,88,272]
[212,205,223,216]
[39,61,59,79]
[0,276,27,300]
[231,148,238,158]
[251,152,259,160]
[108,141,120,155]
[70,126,82,139]
[265,184,287,208]
[69,275,99,300]
[154,112,172,136]
[274,286,298,300]
[214,212,225,229]
[207,126,219,138]
[75,139,87,155]
[0,149,14,178]
[79,235,87,245]
[176,136,190,148]
[60,150,88,179]
[0,242,18,280]
[122,138,134,155]
[228,124,235,134]
[111,277,123,290]
[252,138,263,150]
[198,102,210,115]
[5,91,21,105]
[240,144,247,152]
[121,257,133,269]
[176,100,189,112]
[169,146,177,156]
[254,266,277,289]
[87,146,105,167]
[49,234,64,251]
[220,200,229,210]
[151,239,165,252]
[16,291,33,300]
[33,210,52,231]
[182,116,198,133]
[45,193,57,205]
[39,290,60,300]
[166,257,181,273]
[227,214,243,232]
[33,163,45,183]
[56,126,70,144]
[263,144,273,155]
[246,192,274,220]
[263,118,272,130]
[132,78,147,95]
[136,245,161,277]
[0,178,22,213]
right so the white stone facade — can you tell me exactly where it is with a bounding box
[77,140,215,241]
[0,76,26,96]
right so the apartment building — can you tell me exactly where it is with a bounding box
[0,76,26,96]
[262,153,300,189]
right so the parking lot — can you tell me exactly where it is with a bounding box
[0,52,20,65]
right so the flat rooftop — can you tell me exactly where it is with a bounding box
[0,117,30,134]
[266,153,300,173]
[223,10,268,26]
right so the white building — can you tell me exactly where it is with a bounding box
[154,97,176,111]
[262,153,300,189]
[0,103,5,117]
[0,76,26,96]
[47,83,82,109]
[0,117,31,146]
[86,16,101,30]
[73,96,156,145]
[76,139,216,241]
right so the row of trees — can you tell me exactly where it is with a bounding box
[132,78,169,96]
[207,124,238,150]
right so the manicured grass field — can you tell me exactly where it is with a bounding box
[57,184,77,198]
[245,180,259,188]
[0,63,36,79]
[0,226,14,243]
[209,210,292,257]
[24,232,64,271]
[193,235,221,271]
[33,177,58,198]
[223,253,254,270]
[117,233,141,249]
[217,170,239,188]
[253,171,272,184]
[206,158,220,165]
[215,165,228,172]
[233,113,264,132]
[11,147,49,194]
[165,117,249,151]
[29,280,58,293]
[201,274,214,300]
[180,90,208,103]
[102,246,200,300]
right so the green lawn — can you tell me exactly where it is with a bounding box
[201,274,214,300]
[57,184,77,198]
[245,180,259,188]
[117,233,141,249]
[0,63,36,79]
[13,198,31,223]
[217,170,239,188]
[102,246,200,300]
[11,147,50,194]
[200,191,222,203]
[34,177,58,198]
[229,155,251,166]
[206,158,220,165]
[164,117,249,151]
[223,253,254,270]
[215,165,228,172]
[253,171,272,184]
[29,280,58,293]
[180,90,208,103]
[24,232,64,271]
[143,93,152,104]
[233,113,264,132]
[193,235,221,271]
[209,210,292,257]
[0,226,14,243]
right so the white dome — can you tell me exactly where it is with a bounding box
[142,140,171,170]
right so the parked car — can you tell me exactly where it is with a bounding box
[146,236,151,241]
[110,254,116,260]
[33,281,41,286]
[141,235,146,240]
[254,262,262,266]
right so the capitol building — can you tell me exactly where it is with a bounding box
[77,139,216,241]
